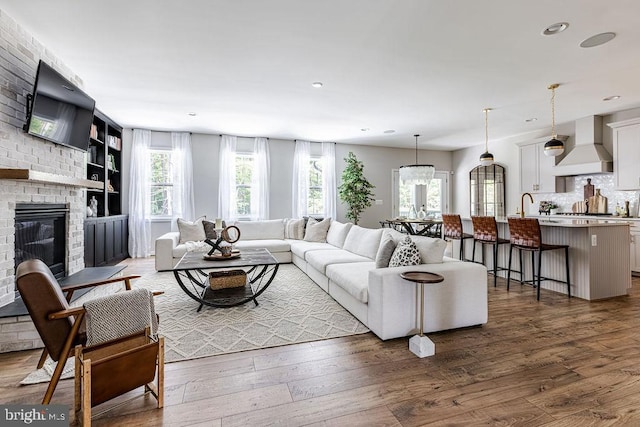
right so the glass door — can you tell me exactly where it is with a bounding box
[392,170,449,218]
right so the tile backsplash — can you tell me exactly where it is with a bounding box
[535,174,640,217]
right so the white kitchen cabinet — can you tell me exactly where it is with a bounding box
[608,118,640,190]
[518,136,567,194]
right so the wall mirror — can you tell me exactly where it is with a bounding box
[470,164,505,217]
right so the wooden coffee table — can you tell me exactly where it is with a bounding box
[400,271,444,358]
[172,248,279,311]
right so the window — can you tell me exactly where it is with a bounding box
[149,149,173,216]
[235,153,254,217]
[308,158,324,216]
[392,170,449,218]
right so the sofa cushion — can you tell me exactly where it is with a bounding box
[325,221,353,248]
[288,240,335,259]
[326,261,376,303]
[234,219,284,240]
[375,233,397,268]
[306,249,372,274]
[384,229,446,264]
[343,226,383,260]
[233,239,291,254]
[172,243,189,259]
[284,218,305,240]
[304,217,331,242]
[177,217,206,243]
[389,236,421,267]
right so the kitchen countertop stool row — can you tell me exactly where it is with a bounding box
[462,215,572,300]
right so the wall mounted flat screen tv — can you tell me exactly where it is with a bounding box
[24,60,95,152]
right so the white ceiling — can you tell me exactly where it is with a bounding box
[2,0,640,150]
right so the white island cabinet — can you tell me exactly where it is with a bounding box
[462,218,631,300]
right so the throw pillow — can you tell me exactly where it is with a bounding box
[375,233,397,268]
[388,235,421,267]
[203,220,226,240]
[284,218,306,240]
[412,236,447,264]
[326,221,353,248]
[177,217,206,244]
[303,217,331,242]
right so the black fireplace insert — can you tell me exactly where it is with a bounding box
[14,203,68,279]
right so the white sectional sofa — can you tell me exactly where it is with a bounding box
[155,219,488,340]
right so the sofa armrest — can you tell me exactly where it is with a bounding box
[367,261,488,340]
[155,232,180,271]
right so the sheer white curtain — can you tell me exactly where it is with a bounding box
[217,135,237,221]
[128,129,152,258]
[251,137,270,220]
[170,132,195,230]
[292,140,310,218]
[322,142,337,219]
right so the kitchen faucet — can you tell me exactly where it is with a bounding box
[521,193,533,218]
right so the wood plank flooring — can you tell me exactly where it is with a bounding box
[1,257,640,426]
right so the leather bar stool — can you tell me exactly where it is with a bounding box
[506,217,571,300]
[470,216,510,287]
[442,214,473,260]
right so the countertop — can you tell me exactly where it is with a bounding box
[464,217,633,228]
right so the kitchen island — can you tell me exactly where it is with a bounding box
[461,218,631,300]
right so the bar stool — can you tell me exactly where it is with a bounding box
[441,214,473,260]
[470,216,510,287]
[506,217,571,300]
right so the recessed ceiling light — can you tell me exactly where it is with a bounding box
[542,22,569,35]
[603,95,621,101]
[580,32,616,48]
[525,117,538,123]
[311,81,323,88]
[188,112,197,116]
[383,129,396,134]
[361,128,369,132]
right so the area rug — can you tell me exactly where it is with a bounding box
[136,264,369,362]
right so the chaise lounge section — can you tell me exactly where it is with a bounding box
[155,219,488,340]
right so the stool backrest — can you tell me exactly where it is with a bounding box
[507,217,542,248]
[442,214,463,239]
[471,216,498,242]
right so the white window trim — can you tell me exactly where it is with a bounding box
[149,148,174,219]
[391,169,450,218]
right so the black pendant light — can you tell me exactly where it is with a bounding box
[544,83,564,157]
[479,108,494,166]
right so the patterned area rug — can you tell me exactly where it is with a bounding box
[136,264,370,362]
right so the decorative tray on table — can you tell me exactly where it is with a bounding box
[203,249,240,261]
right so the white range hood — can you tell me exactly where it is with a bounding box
[552,116,613,176]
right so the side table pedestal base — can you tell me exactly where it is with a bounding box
[409,334,435,358]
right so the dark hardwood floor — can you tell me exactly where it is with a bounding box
[2,257,640,426]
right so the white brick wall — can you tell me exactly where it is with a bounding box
[1,8,89,352]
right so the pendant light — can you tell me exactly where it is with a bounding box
[479,107,494,166]
[399,134,435,185]
[544,83,564,157]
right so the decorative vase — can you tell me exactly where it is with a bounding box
[409,204,418,219]
[417,205,427,219]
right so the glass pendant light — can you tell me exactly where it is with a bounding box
[479,107,494,166]
[544,83,565,157]
[399,134,435,185]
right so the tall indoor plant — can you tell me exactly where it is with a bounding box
[338,152,375,224]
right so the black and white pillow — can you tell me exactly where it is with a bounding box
[388,235,421,267]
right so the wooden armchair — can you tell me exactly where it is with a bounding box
[15,259,145,404]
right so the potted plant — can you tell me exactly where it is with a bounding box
[338,152,375,225]
[549,203,559,215]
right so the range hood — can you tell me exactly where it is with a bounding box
[552,115,613,176]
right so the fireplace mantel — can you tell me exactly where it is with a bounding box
[0,168,104,189]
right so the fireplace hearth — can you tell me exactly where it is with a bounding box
[14,203,68,280]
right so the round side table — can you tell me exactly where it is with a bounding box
[400,271,444,358]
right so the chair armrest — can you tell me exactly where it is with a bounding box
[60,275,142,293]
[48,306,85,320]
